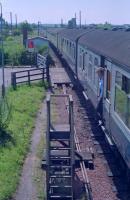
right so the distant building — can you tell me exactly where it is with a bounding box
[68,18,76,29]
[27,36,49,52]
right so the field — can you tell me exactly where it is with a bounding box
[0,83,45,200]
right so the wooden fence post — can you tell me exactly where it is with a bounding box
[36,53,38,68]
[42,68,45,83]
[28,71,31,86]
[11,72,17,90]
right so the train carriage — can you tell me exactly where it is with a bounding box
[46,27,130,173]
[78,29,130,169]
[57,29,89,74]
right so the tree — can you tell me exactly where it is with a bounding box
[20,21,33,32]
[20,21,32,47]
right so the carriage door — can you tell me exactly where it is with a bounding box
[104,61,112,132]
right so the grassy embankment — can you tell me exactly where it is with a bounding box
[0,83,46,200]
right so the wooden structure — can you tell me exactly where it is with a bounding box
[46,94,74,200]
[27,36,49,52]
[50,68,71,85]
[11,67,49,89]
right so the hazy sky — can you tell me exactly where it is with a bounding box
[1,0,130,25]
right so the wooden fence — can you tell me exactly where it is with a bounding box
[11,67,49,90]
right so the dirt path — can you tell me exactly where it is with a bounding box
[13,100,46,200]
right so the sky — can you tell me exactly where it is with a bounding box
[1,0,130,25]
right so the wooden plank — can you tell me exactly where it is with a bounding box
[15,68,44,74]
[50,124,70,132]
[12,67,47,89]
[50,68,71,84]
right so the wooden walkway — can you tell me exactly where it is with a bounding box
[50,68,71,85]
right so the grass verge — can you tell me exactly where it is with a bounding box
[34,132,46,200]
[0,83,45,200]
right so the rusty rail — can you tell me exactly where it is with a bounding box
[62,84,93,200]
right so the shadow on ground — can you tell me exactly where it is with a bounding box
[0,129,15,147]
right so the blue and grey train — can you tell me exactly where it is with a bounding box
[47,27,130,175]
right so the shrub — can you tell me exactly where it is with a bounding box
[37,46,48,55]
[6,36,14,42]
[13,30,21,36]
[20,50,36,65]
[46,54,55,67]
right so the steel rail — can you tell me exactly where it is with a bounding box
[61,84,93,200]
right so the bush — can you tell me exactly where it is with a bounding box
[4,36,36,66]
[13,30,21,36]
[46,54,55,67]
[37,46,48,55]
[6,36,14,42]
[20,50,36,65]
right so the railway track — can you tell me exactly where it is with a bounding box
[47,48,130,200]
[62,84,93,200]
[48,83,93,200]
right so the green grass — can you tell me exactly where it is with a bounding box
[0,83,45,200]
[4,35,23,54]
[34,133,46,200]
[4,35,24,65]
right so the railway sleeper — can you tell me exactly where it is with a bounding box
[42,149,94,170]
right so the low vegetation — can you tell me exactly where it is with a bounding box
[4,35,25,66]
[0,83,45,200]
[3,35,36,66]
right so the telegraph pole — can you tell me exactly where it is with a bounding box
[38,21,40,36]
[75,13,77,28]
[15,14,17,29]
[61,18,63,27]
[79,10,81,28]
[10,12,12,33]
[0,2,5,97]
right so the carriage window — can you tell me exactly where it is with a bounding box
[128,96,130,128]
[106,70,111,100]
[79,55,82,68]
[122,76,130,94]
[84,52,88,68]
[89,54,93,63]
[82,53,85,70]
[88,63,92,80]
[94,57,98,66]
[115,72,130,128]
[80,48,82,54]
[116,71,122,87]
[69,42,72,54]
[93,67,98,87]
[74,46,76,59]
[115,87,128,124]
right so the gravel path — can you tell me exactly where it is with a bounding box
[12,99,46,200]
